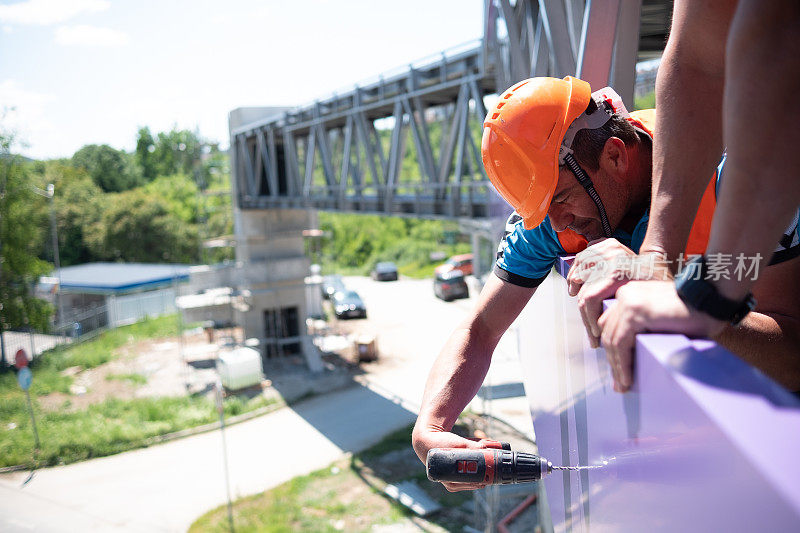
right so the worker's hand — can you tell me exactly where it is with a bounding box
[412,424,503,492]
[567,239,670,348]
[598,280,725,392]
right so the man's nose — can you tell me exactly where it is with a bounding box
[548,203,574,232]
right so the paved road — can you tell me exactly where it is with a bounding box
[0,275,532,532]
[343,275,534,435]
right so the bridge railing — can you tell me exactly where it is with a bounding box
[238,167,498,219]
[516,256,800,532]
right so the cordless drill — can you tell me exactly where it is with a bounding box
[426,445,554,485]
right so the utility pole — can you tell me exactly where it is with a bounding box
[0,307,7,373]
[0,152,7,371]
[47,184,65,334]
[0,227,5,371]
[30,183,64,337]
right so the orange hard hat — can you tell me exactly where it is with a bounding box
[481,76,592,230]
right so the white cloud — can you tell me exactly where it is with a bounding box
[55,24,128,46]
[0,0,109,26]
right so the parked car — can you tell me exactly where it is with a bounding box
[321,275,346,299]
[433,270,469,301]
[434,253,473,277]
[333,290,367,319]
[371,261,399,281]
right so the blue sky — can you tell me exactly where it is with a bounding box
[0,0,483,159]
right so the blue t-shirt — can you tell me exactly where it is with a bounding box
[494,156,799,288]
[494,211,649,288]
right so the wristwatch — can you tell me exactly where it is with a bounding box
[674,255,756,325]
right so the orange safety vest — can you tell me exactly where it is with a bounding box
[556,108,716,256]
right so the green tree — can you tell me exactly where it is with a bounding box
[318,213,468,275]
[201,145,228,191]
[86,189,199,263]
[72,144,141,192]
[152,129,203,182]
[135,126,158,182]
[143,173,200,224]
[43,162,104,266]
[0,133,53,334]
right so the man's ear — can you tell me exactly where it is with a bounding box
[601,137,628,176]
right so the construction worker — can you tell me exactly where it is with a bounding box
[573,0,800,393]
[412,75,800,491]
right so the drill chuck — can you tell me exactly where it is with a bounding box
[426,448,552,485]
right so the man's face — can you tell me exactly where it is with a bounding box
[547,166,610,241]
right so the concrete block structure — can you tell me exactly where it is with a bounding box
[230,107,323,372]
[232,207,322,371]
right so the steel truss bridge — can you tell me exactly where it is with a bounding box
[230,0,670,221]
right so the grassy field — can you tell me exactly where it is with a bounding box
[0,316,279,468]
[6,315,182,397]
[635,90,656,111]
[190,424,473,533]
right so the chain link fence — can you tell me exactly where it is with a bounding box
[1,288,179,370]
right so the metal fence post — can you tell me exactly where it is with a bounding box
[0,317,7,372]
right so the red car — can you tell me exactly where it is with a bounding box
[434,253,473,277]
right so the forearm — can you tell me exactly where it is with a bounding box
[413,274,535,464]
[640,0,733,260]
[643,56,724,258]
[706,0,800,301]
[715,312,800,391]
[415,324,497,434]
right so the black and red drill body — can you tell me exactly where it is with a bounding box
[426,447,552,485]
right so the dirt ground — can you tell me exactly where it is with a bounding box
[39,328,237,412]
[37,316,385,413]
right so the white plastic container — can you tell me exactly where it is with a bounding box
[217,347,264,390]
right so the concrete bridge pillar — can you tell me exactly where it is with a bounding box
[233,208,323,372]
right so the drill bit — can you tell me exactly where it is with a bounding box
[547,459,609,472]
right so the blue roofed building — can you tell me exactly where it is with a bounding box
[39,262,192,333]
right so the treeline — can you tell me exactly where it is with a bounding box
[28,127,232,266]
[0,128,233,330]
[316,212,470,277]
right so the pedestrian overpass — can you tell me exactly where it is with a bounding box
[229,0,670,222]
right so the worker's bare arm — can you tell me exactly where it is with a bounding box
[639,0,737,262]
[716,258,800,390]
[412,272,535,491]
[704,0,800,301]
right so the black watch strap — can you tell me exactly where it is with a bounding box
[675,255,757,325]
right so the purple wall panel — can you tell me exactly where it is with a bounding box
[516,258,800,532]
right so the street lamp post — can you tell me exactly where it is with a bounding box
[47,184,65,334]
[31,183,64,335]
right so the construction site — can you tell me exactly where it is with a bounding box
[2,0,800,532]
